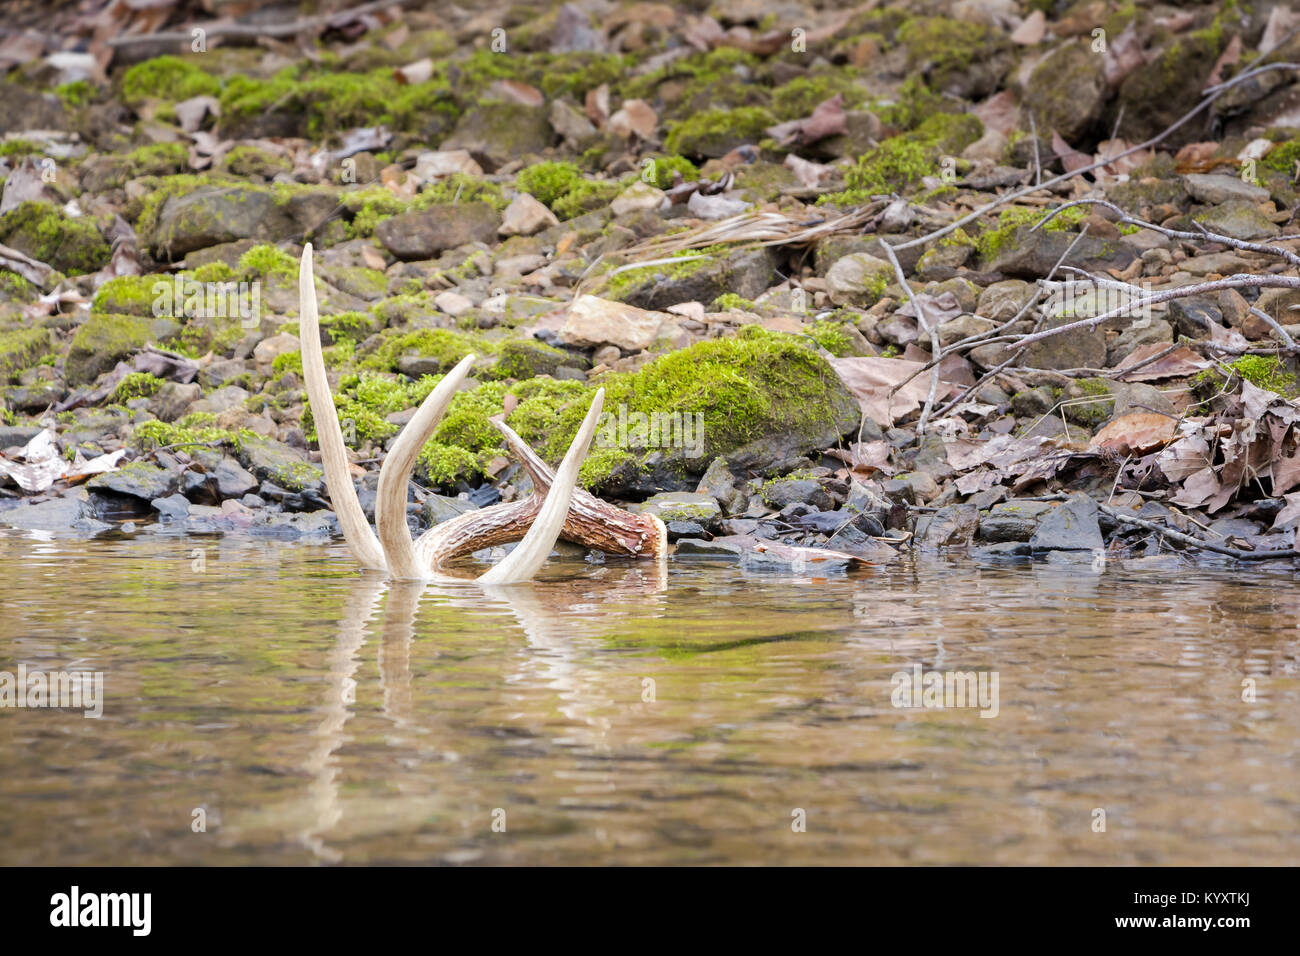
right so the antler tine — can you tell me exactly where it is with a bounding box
[375,353,476,580]
[299,243,387,571]
[477,388,606,584]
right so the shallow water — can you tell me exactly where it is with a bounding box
[1,529,1298,865]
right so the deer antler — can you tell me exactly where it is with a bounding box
[298,245,667,583]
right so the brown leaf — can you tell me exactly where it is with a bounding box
[585,84,610,127]
[1113,343,1211,381]
[1206,34,1241,89]
[492,80,544,107]
[1052,130,1091,174]
[1089,412,1178,455]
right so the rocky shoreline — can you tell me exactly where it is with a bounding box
[3,1,1300,570]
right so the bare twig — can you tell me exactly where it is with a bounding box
[879,241,942,433]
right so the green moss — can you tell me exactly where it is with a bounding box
[1263,139,1300,175]
[552,178,622,220]
[875,76,943,130]
[221,145,292,179]
[0,269,38,301]
[188,261,237,284]
[0,327,51,383]
[124,142,188,178]
[0,139,40,157]
[897,17,1007,89]
[770,70,867,120]
[806,320,862,357]
[976,204,1088,261]
[91,275,161,316]
[1202,355,1300,396]
[665,106,776,159]
[819,112,981,206]
[110,372,165,403]
[54,81,95,109]
[238,243,297,280]
[361,327,490,373]
[416,173,508,211]
[634,155,691,190]
[602,243,732,300]
[134,413,253,451]
[713,293,755,311]
[516,161,583,206]
[0,201,109,275]
[121,55,221,105]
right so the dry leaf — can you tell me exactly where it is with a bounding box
[1089,412,1178,455]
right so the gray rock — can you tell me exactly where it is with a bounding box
[673,537,744,559]
[1020,316,1106,371]
[1194,202,1280,241]
[441,103,554,170]
[632,491,723,527]
[148,186,296,260]
[236,436,323,493]
[977,279,1036,320]
[914,504,980,550]
[695,457,746,514]
[0,489,110,534]
[1024,40,1106,142]
[375,203,502,260]
[1168,297,1223,339]
[982,227,1136,279]
[0,424,43,449]
[613,247,777,311]
[151,493,191,521]
[825,253,893,307]
[149,382,202,422]
[978,499,1055,542]
[87,461,176,501]
[1184,173,1270,205]
[1029,493,1103,552]
[760,477,833,511]
[1107,318,1173,367]
[211,456,258,498]
[421,493,478,527]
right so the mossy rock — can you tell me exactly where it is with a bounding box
[0,201,110,275]
[664,106,776,159]
[896,17,1014,99]
[0,327,52,384]
[1023,40,1107,142]
[489,339,586,380]
[602,245,777,311]
[146,184,296,260]
[1110,28,1226,146]
[440,102,554,170]
[66,314,159,385]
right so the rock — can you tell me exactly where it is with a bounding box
[631,491,723,528]
[1195,201,1280,241]
[441,103,554,170]
[937,314,996,347]
[978,499,1055,542]
[421,493,478,527]
[983,227,1136,279]
[434,291,474,317]
[5,380,66,413]
[499,193,559,236]
[760,476,833,511]
[1020,316,1106,370]
[186,385,250,416]
[1024,40,1107,142]
[0,424,43,449]
[607,99,657,138]
[977,279,1035,320]
[1028,493,1103,552]
[740,545,855,574]
[825,253,893,307]
[87,461,176,501]
[252,332,299,364]
[611,246,776,312]
[236,435,323,493]
[65,314,156,386]
[1168,297,1223,339]
[413,149,482,181]
[149,382,202,422]
[695,457,746,514]
[915,504,980,550]
[151,493,191,521]
[560,295,676,351]
[610,181,666,215]
[149,185,295,260]
[0,82,68,133]
[1107,318,1172,367]
[0,489,109,534]
[198,359,250,389]
[548,100,597,147]
[1184,173,1270,205]
[211,457,258,498]
[673,537,744,559]
[375,203,501,260]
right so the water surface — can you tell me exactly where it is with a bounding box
[1,530,1297,865]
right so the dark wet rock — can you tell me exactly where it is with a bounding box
[211,456,258,498]
[86,461,176,501]
[151,493,191,521]
[3,380,66,413]
[375,203,501,260]
[978,499,1055,543]
[665,519,707,540]
[421,493,479,527]
[1029,493,1103,552]
[695,457,746,514]
[972,541,1032,559]
[740,546,853,574]
[0,424,43,449]
[673,537,744,560]
[1168,298,1223,339]
[759,477,833,511]
[0,489,111,534]
[914,504,980,551]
